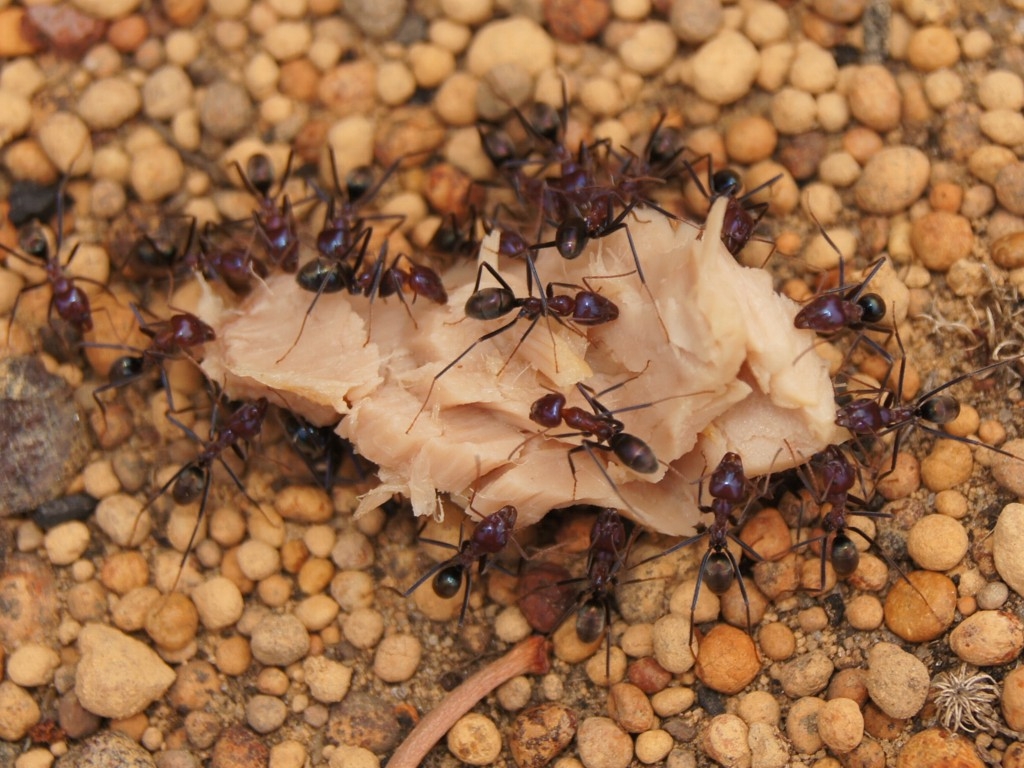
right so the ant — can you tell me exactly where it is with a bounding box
[279,411,371,491]
[189,221,269,295]
[404,503,522,626]
[683,157,781,257]
[232,152,302,273]
[406,259,619,432]
[633,452,765,643]
[528,379,660,499]
[91,306,215,415]
[146,395,270,583]
[834,326,1024,476]
[2,187,108,340]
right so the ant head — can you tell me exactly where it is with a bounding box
[479,126,518,170]
[170,313,216,345]
[708,452,745,502]
[530,392,565,427]
[647,123,684,168]
[109,355,145,384]
[19,221,51,261]
[703,550,735,595]
[525,102,562,145]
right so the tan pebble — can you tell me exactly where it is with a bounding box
[669,0,722,44]
[130,143,185,202]
[236,539,281,582]
[883,570,956,642]
[909,211,973,272]
[979,70,1024,111]
[739,507,791,560]
[976,582,1009,611]
[757,42,795,92]
[744,1,788,45]
[373,633,421,682]
[38,111,92,174]
[585,646,627,688]
[668,577,719,623]
[44,521,91,566]
[919,440,973,492]
[6,643,60,687]
[789,40,837,94]
[906,514,967,571]
[627,657,672,694]
[99,551,148,595]
[215,635,251,677]
[652,613,695,673]
[435,73,479,126]
[76,624,175,719]
[994,502,1024,598]
[634,729,673,764]
[330,570,374,612]
[968,145,1016,185]
[896,728,984,768]
[262,21,311,62]
[746,160,799,215]
[703,713,750,767]
[465,18,554,77]
[854,146,929,214]
[876,451,919,500]
[446,713,502,765]
[848,65,901,132]
[508,703,577,768]
[906,25,960,71]
[943,403,980,438]
[318,60,377,117]
[817,697,863,753]
[725,115,777,164]
[328,746,378,768]
[772,87,818,134]
[77,77,141,130]
[297,557,334,595]
[933,489,968,520]
[250,614,310,666]
[1002,667,1024,732]
[607,682,654,732]
[0,681,40,740]
[376,61,415,106]
[577,716,633,768]
[995,163,1024,215]
[497,676,531,711]
[865,643,929,719]
[752,553,800,602]
[271,741,307,768]
[618,21,677,76]
[846,595,884,630]
[274,485,332,523]
[980,109,1024,147]
[0,9,41,58]
[650,686,694,717]
[247,694,287,734]
[736,690,781,726]
[758,621,795,661]
[992,442,1024,499]
[695,624,760,695]
[294,594,339,631]
[949,610,1024,666]
[301,656,351,705]
[826,668,868,707]
[924,70,963,110]
[690,30,760,105]
[145,593,199,652]
[786,696,824,754]
[992,232,1024,270]
[777,650,834,698]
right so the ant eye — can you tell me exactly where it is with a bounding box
[703,551,735,595]
[433,566,464,599]
[830,534,859,577]
[920,394,960,425]
[858,293,886,324]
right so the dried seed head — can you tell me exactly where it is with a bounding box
[930,664,1001,735]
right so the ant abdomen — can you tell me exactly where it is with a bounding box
[297,260,353,294]
[433,566,465,599]
[575,598,605,644]
[703,551,735,595]
[556,219,587,259]
[465,286,516,320]
[920,394,960,425]
[830,534,860,578]
[610,433,658,474]
[172,466,206,505]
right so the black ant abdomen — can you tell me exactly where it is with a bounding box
[829,534,860,578]
[575,597,605,644]
[465,286,516,320]
[609,433,659,474]
[702,551,735,595]
[433,566,465,599]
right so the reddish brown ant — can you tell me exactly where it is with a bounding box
[189,221,269,295]
[91,306,215,414]
[406,258,619,432]
[232,152,303,273]
[684,158,781,257]
[835,326,1024,475]
[633,452,766,642]
[279,411,372,491]
[404,504,522,626]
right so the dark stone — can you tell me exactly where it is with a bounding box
[327,692,402,755]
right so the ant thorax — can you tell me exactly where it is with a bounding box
[197,197,845,536]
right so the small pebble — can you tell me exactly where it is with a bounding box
[75,624,176,719]
[343,607,384,649]
[896,728,985,768]
[508,703,577,768]
[976,581,1009,610]
[846,595,884,630]
[1003,667,1024,731]
[38,111,92,174]
[919,440,973,491]
[758,622,796,660]
[702,714,750,767]
[145,593,199,651]
[44,520,91,566]
[247,694,288,734]
[618,21,677,76]
[294,594,339,631]
[876,451,919,500]
[909,211,974,272]
[328,746,378,768]
[635,729,674,764]
[650,686,694,717]
[77,77,141,130]
[854,146,930,214]
[6,643,60,687]
[211,725,270,768]
[992,443,1024,499]
[262,21,311,62]
[689,30,760,105]
[736,690,780,726]
[786,696,824,754]
[130,143,185,202]
[817,697,863,753]
[995,163,1024,215]
[465,18,554,78]
[576,716,633,768]
[865,642,929,719]
[906,26,960,72]
[883,570,956,642]
[695,625,760,695]
[627,657,671,694]
[57,731,155,768]
[777,650,833,698]
[447,713,502,765]
[250,614,311,666]
[652,614,695,674]
[848,65,901,132]
[948,610,1024,666]
[607,682,654,732]
[992,233,1024,270]
[191,576,244,630]
[237,539,281,581]
[544,0,610,43]
[906,514,968,570]
[373,633,421,682]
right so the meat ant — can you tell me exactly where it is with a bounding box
[279,411,371,491]
[188,221,269,295]
[404,503,522,626]
[633,452,766,643]
[683,157,781,257]
[834,325,1024,475]
[232,152,303,273]
[91,305,215,415]
[2,187,110,340]
[406,258,619,432]
[145,395,270,584]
